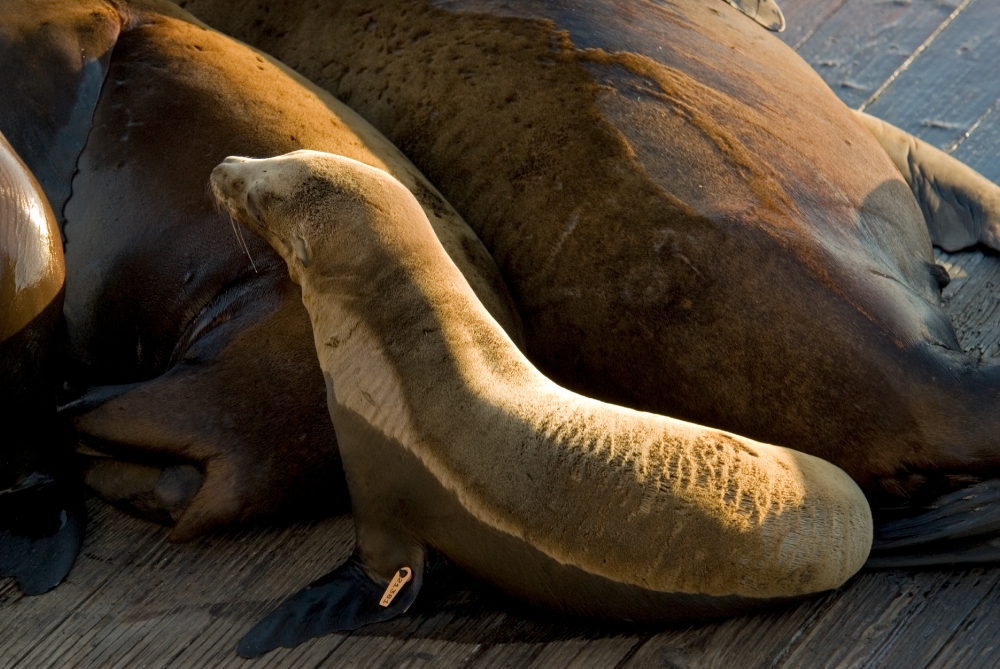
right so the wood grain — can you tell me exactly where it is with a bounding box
[776,0,851,50]
[796,0,962,110]
[862,0,1000,150]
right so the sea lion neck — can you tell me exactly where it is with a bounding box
[296,201,534,434]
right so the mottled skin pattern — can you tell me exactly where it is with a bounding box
[0,0,520,540]
[212,151,870,644]
[181,0,1000,507]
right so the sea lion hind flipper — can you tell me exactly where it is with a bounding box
[866,479,1000,568]
[79,457,203,527]
[0,483,85,595]
[238,548,425,658]
[855,110,1000,253]
[62,340,346,541]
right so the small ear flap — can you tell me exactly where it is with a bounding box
[291,237,310,268]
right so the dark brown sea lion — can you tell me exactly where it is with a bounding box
[211,150,870,656]
[0,130,83,595]
[0,0,521,541]
[181,0,1000,558]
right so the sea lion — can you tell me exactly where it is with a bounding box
[182,0,1000,557]
[210,150,871,656]
[0,0,521,540]
[0,130,83,595]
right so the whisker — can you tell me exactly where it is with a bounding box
[228,211,259,274]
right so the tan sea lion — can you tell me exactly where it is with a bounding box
[182,0,1000,560]
[0,130,83,595]
[0,0,521,541]
[210,150,871,656]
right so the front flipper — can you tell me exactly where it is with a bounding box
[866,479,1000,568]
[856,111,1000,253]
[238,547,425,658]
[59,327,346,542]
[0,481,85,595]
[724,0,786,32]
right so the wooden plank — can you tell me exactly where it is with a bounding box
[466,642,546,669]
[524,637,639,669]
[773,569,1000,669]
[937,250,1000,358]
[0,500,361,669]
[924,575,1000,669]
[952,112,1000,183]
[313,635,481,668]
[864,0,1000,151]
[776,0,851,50]
[795,0,961,110]
[619,594,836,669]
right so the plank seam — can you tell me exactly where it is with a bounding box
[791,0,851,51]
[610,633,654,669]
[858,0,977,112]
[767,589,851,669]
[946,99,1000,154]
[920,573,1000,669]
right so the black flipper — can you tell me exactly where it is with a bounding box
[0,481,86,595]
[238,547,425,658]
[866,480,1000,569]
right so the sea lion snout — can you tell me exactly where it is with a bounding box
[211,152,313,231]
[210,157,257,222]
[211,151,429,275]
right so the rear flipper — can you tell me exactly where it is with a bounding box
[856,110,1000,253]
[59,350,346,542]
[79,455,203,527]
[866,479,1000,568]
[238,547,425,658]
[0,480,85,595]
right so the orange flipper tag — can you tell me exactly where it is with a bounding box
[379,567,412,607]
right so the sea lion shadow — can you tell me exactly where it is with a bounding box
[349,552,665,644]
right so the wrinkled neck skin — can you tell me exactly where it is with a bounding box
[291,218,531,432]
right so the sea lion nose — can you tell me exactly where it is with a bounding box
[210,160,246,195]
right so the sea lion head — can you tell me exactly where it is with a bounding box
[211,151,426,283]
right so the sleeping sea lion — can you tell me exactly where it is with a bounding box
[0,130,83,595]
[182,0,1000,559]
[0,0,521,540]
[210,150,871,656]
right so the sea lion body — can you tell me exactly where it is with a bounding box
[0,0,520,539]
[211,151,871,655]
[0,130,83,595]
[184,0,1000,507]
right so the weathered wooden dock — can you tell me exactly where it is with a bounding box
[5,0,1000,666]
